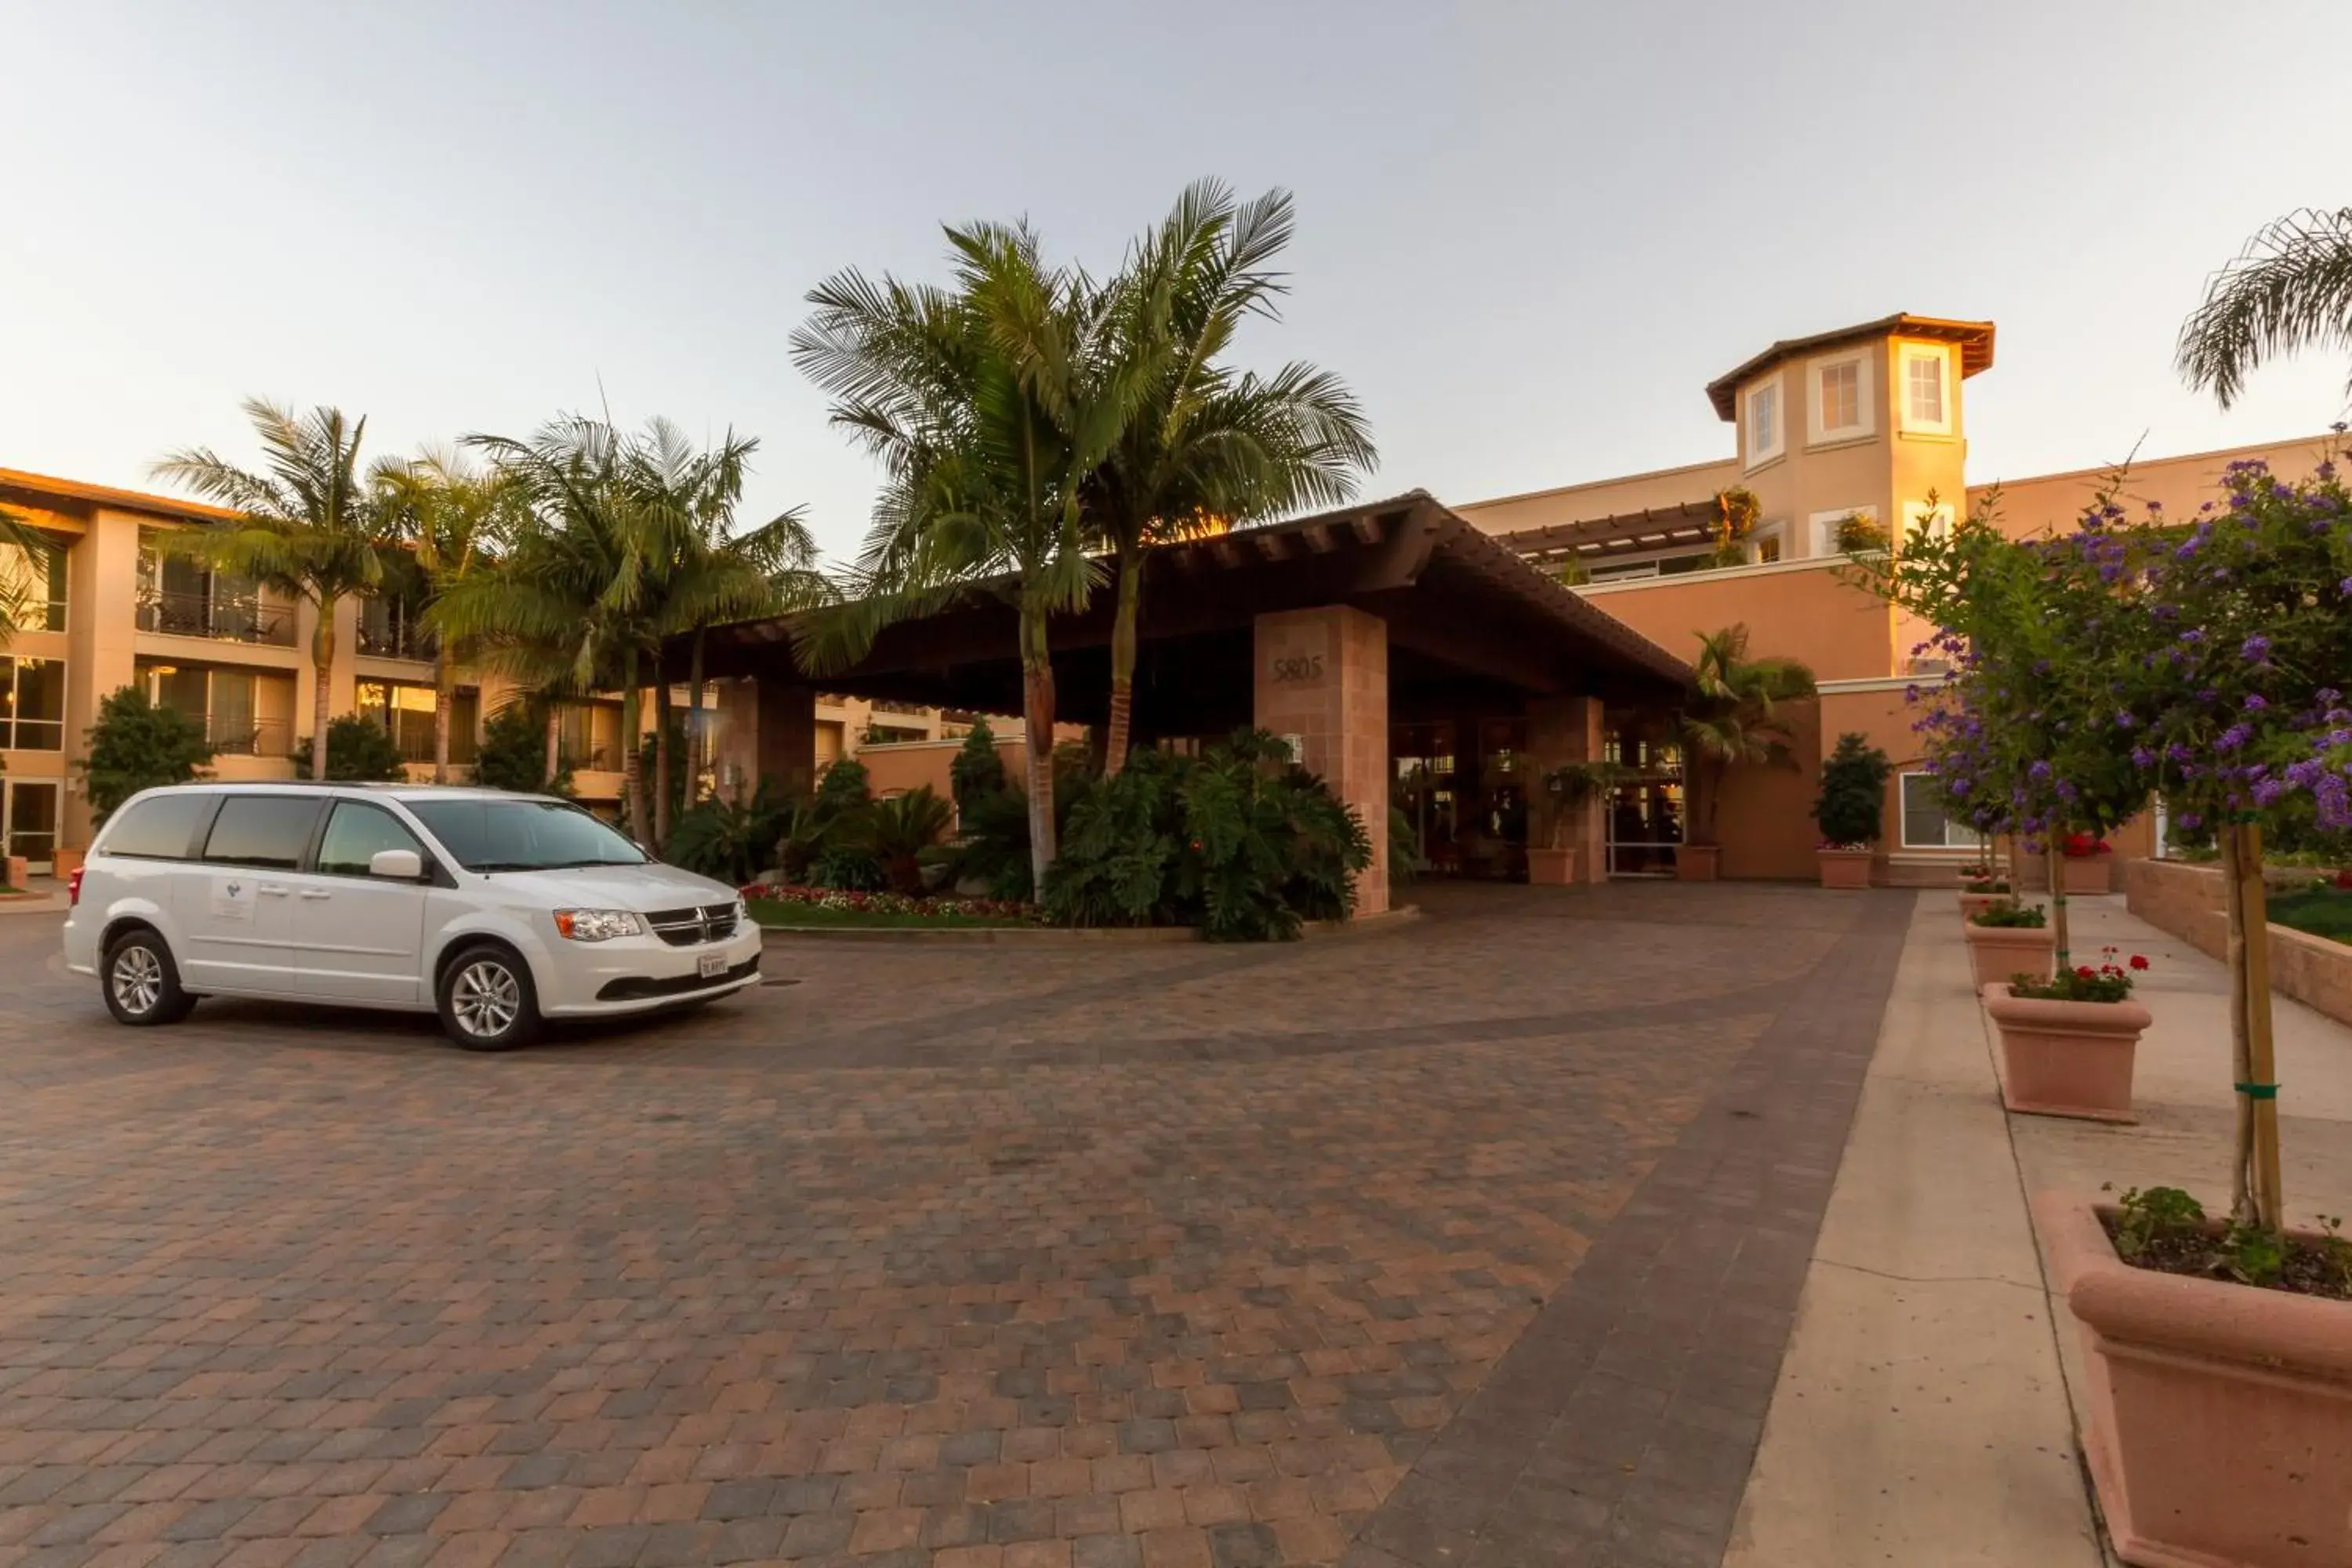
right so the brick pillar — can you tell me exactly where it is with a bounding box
[1254,606,1389,916]
[1527,695,1609,883]
[751,679,817,799]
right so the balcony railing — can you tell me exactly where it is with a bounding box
[136,590,297,648]
[358,619,437,661]
[208,718,293,758]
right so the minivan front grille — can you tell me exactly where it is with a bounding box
[646,904,738,946]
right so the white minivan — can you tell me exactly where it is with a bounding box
[62,782,763,1049]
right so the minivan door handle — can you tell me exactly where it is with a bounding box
[297,888,332,900]
[256,883,291,896]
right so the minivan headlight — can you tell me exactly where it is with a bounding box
[554,909,646,942]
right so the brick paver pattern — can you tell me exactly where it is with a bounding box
[0,883,1893,1567]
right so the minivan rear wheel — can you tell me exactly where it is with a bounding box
[103,930,196,1026]
[437,943,542,1051]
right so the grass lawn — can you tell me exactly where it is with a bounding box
[748,898,1039,931]
[2268,887,2352,946]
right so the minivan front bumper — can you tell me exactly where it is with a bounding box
[535,922,766,1018]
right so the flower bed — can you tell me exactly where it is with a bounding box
[742,883,1045,929]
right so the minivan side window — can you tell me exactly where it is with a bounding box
[316,801,427,877]
[100,793,212,860]
[199,796,321,869]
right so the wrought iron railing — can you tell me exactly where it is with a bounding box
[135,590,297,647]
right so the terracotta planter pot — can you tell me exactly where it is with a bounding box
[1982,983,2148,1122]
[1817,848,1873,889]
[1676,844,1719,882]
[1,853,24,891]
[2061,853,2114,895]
[49,848,83,880]
[1526,846,1577,886]
[1958,888,2012,921]
[1964,920,2055,989]
[2038,1193,2352,1568]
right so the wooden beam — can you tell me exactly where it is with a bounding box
[1252,531,1290,562]
[1209,536,1243,569]
[1303,522,1335,554]
[1348,513,1385,545]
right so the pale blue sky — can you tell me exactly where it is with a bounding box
[4,2,2348,560]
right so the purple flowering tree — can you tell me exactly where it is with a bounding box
[2112,459,2352,1229]
[1853,492,2152,966]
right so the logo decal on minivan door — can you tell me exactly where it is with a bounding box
[210,877,255,921]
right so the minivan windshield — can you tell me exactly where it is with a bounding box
[403,798,648,873]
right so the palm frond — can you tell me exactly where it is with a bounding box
[2177,206,2352,408]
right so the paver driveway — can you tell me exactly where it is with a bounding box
[0,883,1908,1568]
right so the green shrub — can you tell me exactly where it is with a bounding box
[814,756,872,821]
[1389,806,1422,890]
[938,784,1040,900]
[1040,730,1372,940]
[79,687,215,823]
[808,837,887,891]
[950,718,1005,809]
[292,716,408,782]
[1971,899,2049,928]
[1813,731,1893,848]
[665,779,794,887]
[476,700,572,796]
[869,786,954,895]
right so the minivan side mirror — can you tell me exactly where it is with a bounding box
[369,848,424,880]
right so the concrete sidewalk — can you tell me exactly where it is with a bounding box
[1725,889,2352,1566]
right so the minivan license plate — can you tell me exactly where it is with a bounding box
[697,951,727,979]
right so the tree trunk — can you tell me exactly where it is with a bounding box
[432,648,454,785]
[654,679,674,851]
[1103,550,1142,777]
[2047,844,2070,970]
[2223,821,2285,1230]
[686,626,708,806]
[1018,601,1057,893]
[310,597,336,780]
[543,699,561,789]
[621,652,649,845]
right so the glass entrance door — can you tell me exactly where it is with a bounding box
[1602,720,1684,877]
[2,779,61,873]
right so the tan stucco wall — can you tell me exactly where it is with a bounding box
[1577,560,1892,682]
[1456,456,1740,535]
[1968,432,2342,539]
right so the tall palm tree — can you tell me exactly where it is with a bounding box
[1679,624,1817,847]
[622,419,825,843]
[2178,206,2352,406]
[440,418,663,840]
[153,400,395,779]
[371,449,527,782]
[793,220,1142,887]
[1089,181,1376,774]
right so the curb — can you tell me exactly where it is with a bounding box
[758,904,1421,946]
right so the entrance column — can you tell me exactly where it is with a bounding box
[1254,606,1388,916]
[1528,695,1607,883]
[747,678,818,799]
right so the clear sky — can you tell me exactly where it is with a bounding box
[5,2,2348,561]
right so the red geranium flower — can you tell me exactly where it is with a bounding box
[2129,954,2149,970]
[2076,966,2096,978]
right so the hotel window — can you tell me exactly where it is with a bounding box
[0,534,68,633]
[1900,346,1951,434]
[1901,499,1955,547]
[357,679,479,764]
[1745,376,1784,467]
[1900,772,1982,849]
[1808,351,1872,443]
[557,700,623,771]
[0,656,66,750]
[1750,524,1784,564]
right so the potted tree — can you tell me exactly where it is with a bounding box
[1811,732,1891,887]
[1678,624,1815,882]
[2033,455,2352,1566]
[1528,760,1624,885]
[1984,946,2152,1120]
[1963,896,2056,988]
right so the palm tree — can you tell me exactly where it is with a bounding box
[1679,624,1817,846]
[152,400,395,779]
[793,220,1142,887]
[622,420,825,844]
[440,418,662,840]
[2178,206,2352,406]
[371,449,526,782]
[1088,181,1377,774]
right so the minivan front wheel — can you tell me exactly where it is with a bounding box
[103,930,196,1026]
[437,944,542,1051]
